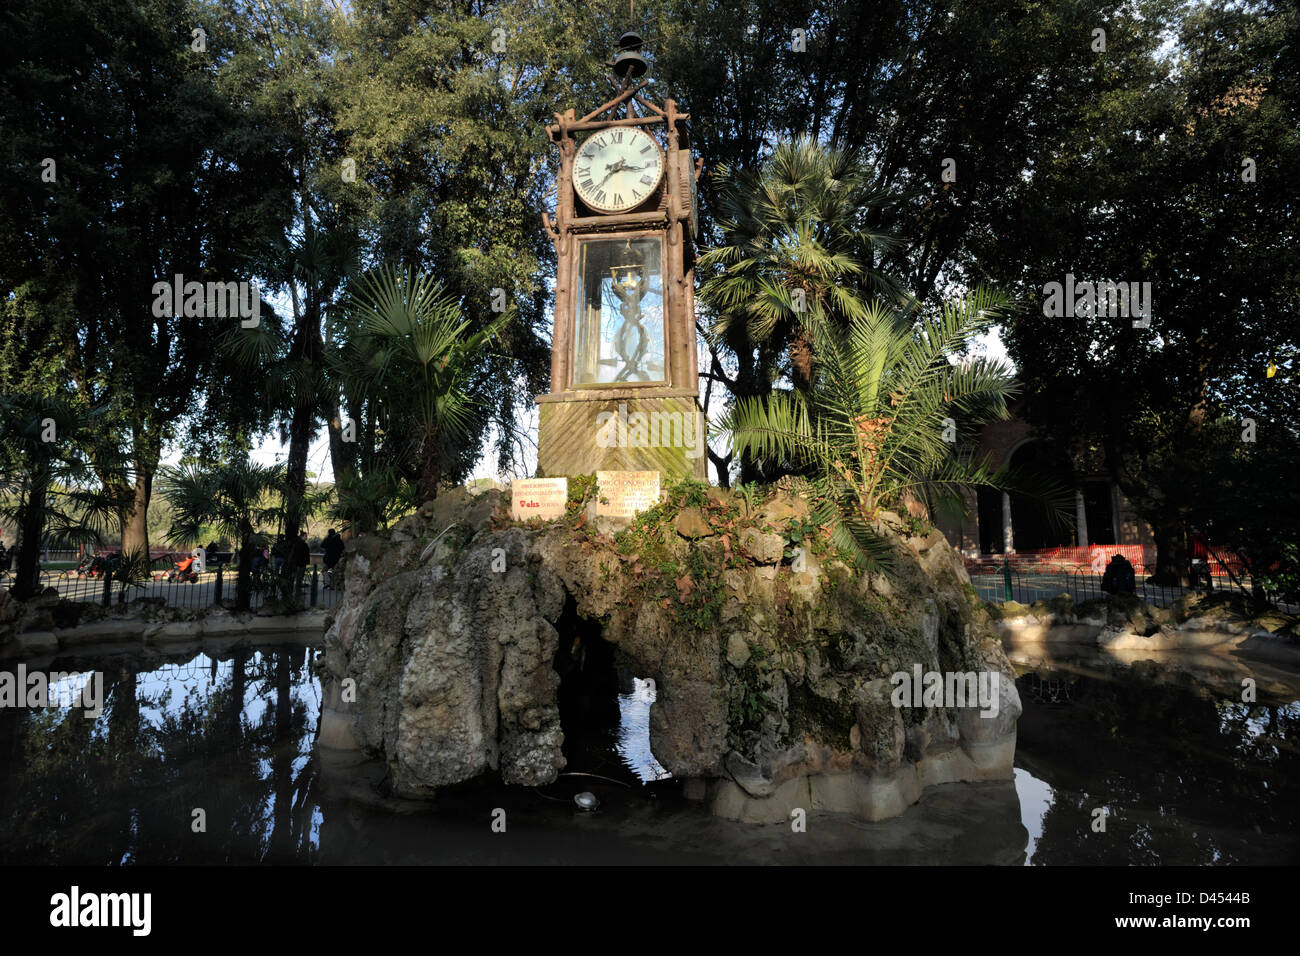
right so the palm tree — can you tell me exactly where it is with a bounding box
[0,395,121,600]
[331,266,508,503]
[326,462,413,536]
[700,137,907,395]
[222,219,359,546]
[718,288,1020,571]
[160,458,285,611]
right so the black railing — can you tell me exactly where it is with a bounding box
[970,563,1290,611]
[16,562,343,613]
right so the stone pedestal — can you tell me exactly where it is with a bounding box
[536,389,707,481]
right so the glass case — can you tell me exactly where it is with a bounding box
[572,236,666,386]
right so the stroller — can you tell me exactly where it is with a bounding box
[166,554,200,583]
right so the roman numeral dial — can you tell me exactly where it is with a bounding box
[572,126,664,214]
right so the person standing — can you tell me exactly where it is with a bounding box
[289,531,311,593]
[1189,530,1213,591]
[321,529,345,589]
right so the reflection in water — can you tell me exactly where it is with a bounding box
[0,646,320,865]
[616,677,671,783]
[0,643,1296,864]
[1014,768,1053,862]
[1013,656,1300,865]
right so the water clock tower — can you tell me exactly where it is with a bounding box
[536,30,706,481]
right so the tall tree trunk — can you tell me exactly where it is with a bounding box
[12,459,49,601]
[119,465,153,560]
[284,273,325,543]
[732,338,764,484]
[417,431,440,504]
[235,534,254,612]
[1150,516,1188,587]
[789,327,814,394]
[284,400,312,543]
[326,394,356,492]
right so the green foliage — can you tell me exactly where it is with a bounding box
[785,515,830,559]
[109,549,152,604]
[328,0,606,476]
[159,457,287,611]
[720,287,1021,571]
[1181,414,1300,605]
[0,395,123,599]
[701,137,905,350]
[669,478,710,509]
[734,482,762,514]
[333,267,509,502]
[0,0,296,555]
[602,494,733,630]
[328,464,414,534]
[565,473,599,513]
[731,664,768,732]
[261,564,307,615]
[986,0,1300,580]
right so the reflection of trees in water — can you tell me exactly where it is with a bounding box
[1020,669,1299,865]
[0,647,320,864]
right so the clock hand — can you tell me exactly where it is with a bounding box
[596,159,626,188]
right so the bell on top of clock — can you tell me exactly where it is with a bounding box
[611,30,647,81]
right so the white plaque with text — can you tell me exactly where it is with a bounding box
[595,470,661,519]
[511,477,568,522]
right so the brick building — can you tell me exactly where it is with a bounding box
[935,409,1155,566]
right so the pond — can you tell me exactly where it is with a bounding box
[1,641,1295,865]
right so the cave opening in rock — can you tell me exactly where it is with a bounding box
[552,594,670,784]
[553,595,623,776]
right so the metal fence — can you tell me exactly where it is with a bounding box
[968,563,1292,611]
[5,561,342,613]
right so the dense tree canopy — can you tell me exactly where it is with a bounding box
[0,0,1294,595]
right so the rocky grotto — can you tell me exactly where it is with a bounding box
[316,480,1022,824]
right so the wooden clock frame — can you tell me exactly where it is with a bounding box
[536,76,707,480]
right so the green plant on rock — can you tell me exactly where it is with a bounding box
[734,481,762,515]
[566,472,597,506]
[731,663,769,732]
[667,477,709,509]
[785,514,829,560]
[720,287,1021,573]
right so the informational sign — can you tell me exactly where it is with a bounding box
[595,470,660,519]
[510,477,568,522]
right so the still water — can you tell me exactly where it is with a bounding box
[1,641,1296,865]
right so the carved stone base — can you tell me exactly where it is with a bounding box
[536,393,707,481]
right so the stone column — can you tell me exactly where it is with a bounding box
[1075,488,1089,547]
[1001,492,1014,553]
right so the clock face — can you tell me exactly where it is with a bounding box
[573,127,664,214]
